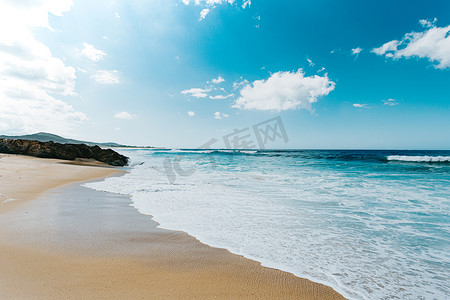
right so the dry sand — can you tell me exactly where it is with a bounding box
[0,154,345,299]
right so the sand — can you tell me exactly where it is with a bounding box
[0,154,123,214]
[0,154,345,299]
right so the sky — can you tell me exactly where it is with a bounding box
[0,0,449,149]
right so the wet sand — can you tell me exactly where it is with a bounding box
[0,154,345,299]
[0,154,123,214]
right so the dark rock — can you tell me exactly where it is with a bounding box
[0,139,128,166]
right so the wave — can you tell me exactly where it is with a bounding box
[239,150,258,154]
[144,149,450,163]
[86,148,450,299]
[151,149,215,154]
[149,149,260,155]
[387,155,450,163]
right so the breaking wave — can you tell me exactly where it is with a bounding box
[387,155,450,163]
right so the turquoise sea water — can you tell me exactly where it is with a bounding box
[85,149,450,299]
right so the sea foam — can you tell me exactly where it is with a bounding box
[387,155,450,162]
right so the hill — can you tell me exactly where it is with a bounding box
[0,132,132,148]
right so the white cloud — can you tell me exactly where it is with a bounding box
[242,0,251,9]
[210,94,234,100]
[81,43,106,62]
[318,67,326,73]
[188,0,236,5]
[382,98,399,106]
[372,40,400,56]
[419,18,437,28]
[307,58,315,67]
[254,15,261,28]
[187,111,195,117]
[114,111,133,120]
[115,12,120,18]
[199,8,210,20]
[211,76,225,84]
[182,0,250,20]
[0,0,87,135]
[233,78,249,90]
[214,112,229,119]
[90,70,120,84]
[233,70,335,111]
[352,47,362,56]
[353,103,367,108]
[372,18,450,69]
[182,78,230,99]
[181,88,210,98]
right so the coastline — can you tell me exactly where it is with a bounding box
[0,154,344,299]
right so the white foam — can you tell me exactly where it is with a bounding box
[240,150,258,154]
[154,150,214,155]
[387,155,450,162]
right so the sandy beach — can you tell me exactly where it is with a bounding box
[0,154,344,299]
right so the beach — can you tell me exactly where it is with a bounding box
[0,154,344,299]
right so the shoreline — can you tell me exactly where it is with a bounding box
[0,154,345,299]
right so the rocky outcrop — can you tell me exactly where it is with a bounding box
[0,139,128,166]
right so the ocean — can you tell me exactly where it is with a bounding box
[84,149,450,299]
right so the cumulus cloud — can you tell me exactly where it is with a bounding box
[353,103,367,108]
[81,43,106,62]
[90,70,120,84]
[382,98,399,106]
[114,111,133,119]
[0,0,87,135]
[372,18,450,69]
[211,76,225,84]
[187,111,195,117]
[181,88,210,98]
[214,112,229,119]
[233,70,335,111]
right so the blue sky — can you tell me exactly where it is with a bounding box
[0,0,449,149]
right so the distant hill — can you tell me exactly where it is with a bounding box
[0,132,142,148]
